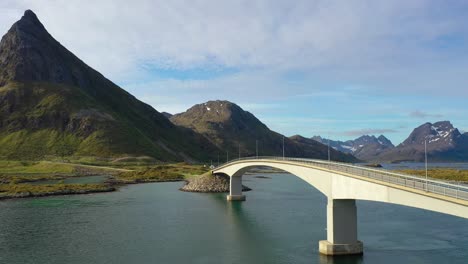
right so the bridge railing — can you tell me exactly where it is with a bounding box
[214,156,468,202]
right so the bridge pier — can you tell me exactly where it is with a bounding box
[319,199,363,255]
[227,176,246,201]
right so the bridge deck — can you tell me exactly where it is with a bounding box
[214,157,468,204]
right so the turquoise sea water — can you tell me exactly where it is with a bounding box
[0,173,467,264]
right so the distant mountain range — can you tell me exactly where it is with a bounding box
[170,100,358,162]
[313,121,468,162]
[312,135,394,161]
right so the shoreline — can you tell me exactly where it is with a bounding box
[0,185,116,201]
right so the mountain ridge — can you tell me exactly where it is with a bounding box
[377,121,468,162]
[312,134,394,161]
[171,100,358,162]
[314,121,468,162]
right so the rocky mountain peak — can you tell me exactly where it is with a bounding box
[20,10,42,24]
[311,134,394,161]
[377,135,394,147]
[171,100,267,130]
[0,9,94,89]
[401,121,461,147]
[377,121,468,162]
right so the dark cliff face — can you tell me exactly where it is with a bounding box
[161,112,173,119]
[171,100,358,162]
[0,10,219,161]
[0,10,90,88]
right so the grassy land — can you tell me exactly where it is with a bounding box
[0,160,209,200]
[0,160,130,176]
[114,163,209,183]
[397,168,468,182]
[0,183,114,199]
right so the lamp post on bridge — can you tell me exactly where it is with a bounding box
[425,139,428,191]
[226,150,229,163]
[282,136,285,160]
[238,143,241,159]
[256,140,258,159]
[327,135,331,162]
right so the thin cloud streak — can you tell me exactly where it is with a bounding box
[409,110,443,119]
[341,129,399,137]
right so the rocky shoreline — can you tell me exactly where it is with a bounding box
[180,174,251,193]
[0,185,116,200]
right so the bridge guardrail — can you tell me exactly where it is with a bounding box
[214,156,468,202]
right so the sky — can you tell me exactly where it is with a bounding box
[1,0,468,144]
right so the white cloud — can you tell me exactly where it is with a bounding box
[1,0,467,86]
[1,1,468,144]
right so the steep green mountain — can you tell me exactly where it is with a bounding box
[170,100,358,162]
[0,10,218,161]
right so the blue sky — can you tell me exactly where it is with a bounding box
[1,1,468,144]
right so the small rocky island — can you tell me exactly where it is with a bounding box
[181,173,251,193]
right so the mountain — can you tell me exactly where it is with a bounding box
[170,100,358,162]
[376,121,468,162]
[0,10,218,161]
[161,112,173,119]
[312,135,394,161]
[288,135,358,161]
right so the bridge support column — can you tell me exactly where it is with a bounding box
[319,199,363,255]
[227,176,245,201]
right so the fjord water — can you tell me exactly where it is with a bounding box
[1,173,467,264]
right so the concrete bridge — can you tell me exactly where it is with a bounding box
[212,157,468,256]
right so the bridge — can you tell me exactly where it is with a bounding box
[212,157,468,256]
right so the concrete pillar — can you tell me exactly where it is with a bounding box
[226,176,246,201]
[319,199,363,255]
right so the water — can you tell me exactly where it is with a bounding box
[0,173,467,264]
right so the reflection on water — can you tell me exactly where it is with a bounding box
[0,173,467,264]
[319,255,363,264]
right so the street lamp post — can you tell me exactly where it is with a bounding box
[425,139,428,191]
[282,136,285,160]
[256,140,258,159]
[327,136,330,162]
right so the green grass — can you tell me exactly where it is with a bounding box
[0,183,113,198]
[115,163,209,183]
[398,168,468,182]
[0,81,219,161]
[0,160,208,199]
[0,160,75,174]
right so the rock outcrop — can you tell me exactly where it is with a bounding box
[180,173,251,193]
